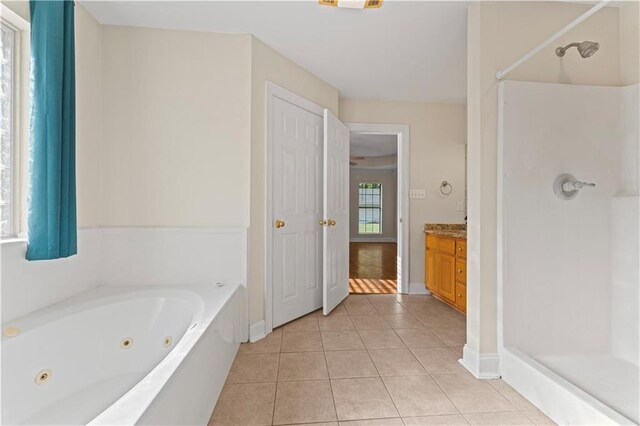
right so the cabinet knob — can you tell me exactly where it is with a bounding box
[457,269,462,273]
[458,247,462,251]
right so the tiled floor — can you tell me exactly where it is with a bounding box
[210,294,555,426]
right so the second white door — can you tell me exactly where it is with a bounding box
[322,109,350,315]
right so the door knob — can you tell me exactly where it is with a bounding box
[319,220,327,226]
[274,219,285,229]
[328,219,336,226]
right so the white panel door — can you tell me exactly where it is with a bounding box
[272,97,324,328]
[323,109,350,315]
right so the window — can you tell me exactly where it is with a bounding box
[0,8,28,240]
[358,182,382,234]
[1,22,15,237]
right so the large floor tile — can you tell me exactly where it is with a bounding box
[331,377,399,421]
[344,303,378,316]
[368,348,427,376]
[209,382,276,425]
[383,314,424,329]
[358,329,406,349]
[326,304,349,316]
[281,331,324,352]
[325,350,379,378]
[395,294,435,303]
[464,411,533,425]
[415,311,466,329]
[448,346,464,359]
[395,327,446,348]
[287,423,338,426]
[428,326,466,346]
[226,353,280,383]
[273,380,337,425]
[366,294,400,301]
[278,352,328,381]
[382,375,458,417]
[521,409,556,425]
[339,418,404,425]
[238,328,282,354]
[433,374,517,414]
[321,330,365,351]
[487,380,536,410]
[372,302,409,315]
[318,315,356,331]
[411,347,468,375]
[403,415,469,425]
[284,314,320,333]
[350,315,391,330]
[400,302,433,314]
[343,295,372,306]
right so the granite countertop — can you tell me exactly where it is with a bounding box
[424,223,467,239]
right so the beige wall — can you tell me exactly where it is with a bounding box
[349,169,397,240]
[100,26,252,227]
[1,1,102,228]
[620,1,640,85]
[75,5,102,227]
[467,1,629,359]
[339,99,466,286]
[248,37,339,323]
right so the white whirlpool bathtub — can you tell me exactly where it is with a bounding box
[1,283,244,425]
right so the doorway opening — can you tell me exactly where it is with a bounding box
[349,135,398,294]
[346,124,410,295]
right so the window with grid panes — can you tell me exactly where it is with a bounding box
[358,182,382,234]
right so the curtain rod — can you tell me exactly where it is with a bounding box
[496,0,611,80]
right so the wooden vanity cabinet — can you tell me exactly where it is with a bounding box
[425,234,467,313]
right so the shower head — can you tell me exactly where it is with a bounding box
[556,41,600,58]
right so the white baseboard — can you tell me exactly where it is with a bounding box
[349,237,397,243]
[249,320,266,343]
[409,282,430,295]
[460,344,500,379]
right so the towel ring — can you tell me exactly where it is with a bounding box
[440,181,452,196]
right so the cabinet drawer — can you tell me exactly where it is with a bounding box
[455,240,467,258]
[455,283,466,312]
[455,260,466,284]
[426,235,455,255]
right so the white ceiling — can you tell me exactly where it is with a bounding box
[350,134,397,157]
[81,1,469,103]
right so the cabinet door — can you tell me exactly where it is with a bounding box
[437,253,456,303]
[455,283,467,312]
[426,250,437,292]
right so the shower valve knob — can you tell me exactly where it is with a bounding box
[554,174,596,200]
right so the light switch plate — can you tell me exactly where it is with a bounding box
[409,189,426,199]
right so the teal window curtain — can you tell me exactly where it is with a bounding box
[26,0,77,260]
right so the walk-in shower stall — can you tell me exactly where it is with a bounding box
[498,80,639,424]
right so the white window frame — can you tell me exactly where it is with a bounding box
[1,4,29,240]
[357,181,383,235]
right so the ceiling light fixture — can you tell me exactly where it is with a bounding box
[318,0,382,9]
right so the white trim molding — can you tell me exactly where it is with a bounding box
[249,320,267,343]
[409,282,430,295]
[460,344,500,379]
